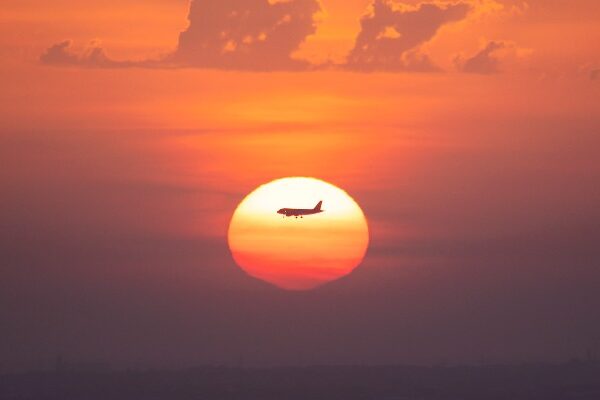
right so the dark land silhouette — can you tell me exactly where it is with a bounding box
[1,361,599,400]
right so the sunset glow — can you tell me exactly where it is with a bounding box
[228,178,369,290]
[2,0,600,371]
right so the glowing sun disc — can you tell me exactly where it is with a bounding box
[227,177,369,290]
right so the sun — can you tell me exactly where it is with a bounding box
[227,177,369,290]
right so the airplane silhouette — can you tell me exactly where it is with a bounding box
[278,201,324,218]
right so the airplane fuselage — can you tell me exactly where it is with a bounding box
[278,201,324,218]
[278,208,323,217]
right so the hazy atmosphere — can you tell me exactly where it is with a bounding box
[1,0,599,373]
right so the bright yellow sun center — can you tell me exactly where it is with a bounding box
[227,177,369,290]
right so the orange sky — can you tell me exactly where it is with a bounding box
[1,0,600,367]
[1,0,599,128]
[2,0,600,64]
[2,0,599,252]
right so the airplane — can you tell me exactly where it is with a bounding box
[277,201,324,218]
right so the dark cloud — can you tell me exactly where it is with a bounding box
[456,40,505,74]
[171,0,322,70]
[39,0,480,73]
[345,0,471,71]
[41,0,322,71]
[40,40,133,68]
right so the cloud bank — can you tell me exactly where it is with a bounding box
[455,40,532,74]
[40,40,131,68]
[346,1,471,71]
[41,0,530,73]
[171,0,322,70]
[41,0,322,71]
[456,40,505,74]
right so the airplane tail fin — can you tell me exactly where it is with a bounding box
[314,201,323,211]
